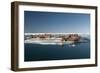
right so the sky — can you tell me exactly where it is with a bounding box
[24,11,90,33]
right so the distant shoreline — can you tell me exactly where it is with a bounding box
[24,33,90,45]
[25,33,90,35]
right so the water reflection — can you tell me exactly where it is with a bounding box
[61,41,88,48]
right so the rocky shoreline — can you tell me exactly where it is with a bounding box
[25,34,89,45]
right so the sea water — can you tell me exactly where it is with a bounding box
[24,41,90,61]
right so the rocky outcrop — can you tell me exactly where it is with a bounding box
[62,34,81,42]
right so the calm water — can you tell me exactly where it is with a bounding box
[24,42,90,62]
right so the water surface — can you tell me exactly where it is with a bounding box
[24,42,90,61]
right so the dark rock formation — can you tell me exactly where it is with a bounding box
[62,34,81,42]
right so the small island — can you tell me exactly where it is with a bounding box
[24,33,89,45]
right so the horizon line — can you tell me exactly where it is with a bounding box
[25,33,90,35]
